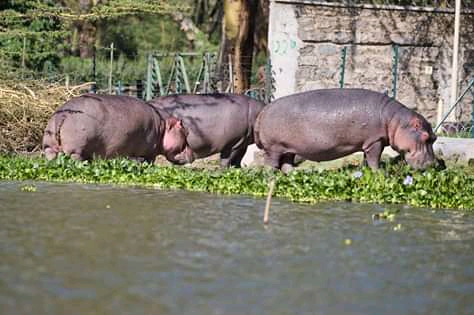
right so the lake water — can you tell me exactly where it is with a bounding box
[0,181,473,314]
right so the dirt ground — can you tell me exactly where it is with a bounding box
[154,149,368,171]
[23,147,463,171]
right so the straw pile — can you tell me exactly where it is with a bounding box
[0,79,92,153]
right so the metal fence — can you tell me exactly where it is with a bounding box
[337,44,474,137]
[1,40,274,104]
[143,52,217,100]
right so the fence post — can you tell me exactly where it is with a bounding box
[193,55,205,93]
[164,59,175,95]
[339,46,347,88]
[179,55,191,93]
[391,44,399,99]
[175,53,182,94]
[91,45,97,93]
[434,78,474,133]
[152,57,164,96]
[108,42,114,94]
[145,54,154,101]
[65,74,70,90]
[136,79,143,99]
[265,57,273,104]
[471,88,474,138]
[228,54,234,93]
[116,80,122,95]
[21,36,26,79]
[203,53,211,93]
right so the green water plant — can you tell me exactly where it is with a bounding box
[19,183,37,192]
[0,154,473,211]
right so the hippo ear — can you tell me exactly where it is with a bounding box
[411,118,422,130]
[420,131,430,142]
[166,117,180,130]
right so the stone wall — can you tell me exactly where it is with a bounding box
[268,1,474,124]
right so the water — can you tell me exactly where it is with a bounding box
[0,181,473,314]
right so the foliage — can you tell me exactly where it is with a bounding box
[0,154,473,211]
[0,78,84,153]
[59,54,147,88]
[0,1,204,79]
[0,0,67,71]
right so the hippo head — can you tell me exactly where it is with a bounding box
[391,115,437,170]
[162,117,195,164]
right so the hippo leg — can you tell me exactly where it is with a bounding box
[263,149,296,174]
[129,156,153,163]
[143,156,156,164]
[229,140,251,168]
[62,144,88,161]
[280,153,296,174]
[220,147,245,168]
[263,150,283,170]
[363,141,383,170]
[220,138,249,168]
[225,146,247,168]
[220,148,232,168]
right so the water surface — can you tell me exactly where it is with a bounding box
[0,181,473,314]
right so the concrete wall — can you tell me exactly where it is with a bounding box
[268,0,474,124]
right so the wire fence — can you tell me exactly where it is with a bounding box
[316,0,474,8]
[0,38,274,105]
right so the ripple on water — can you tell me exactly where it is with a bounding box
[0,181,473,315]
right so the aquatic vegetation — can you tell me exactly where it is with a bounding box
[0,154,473,210]
[372,209,400,221]
[19,184,37,192]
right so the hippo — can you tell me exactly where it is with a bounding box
[148,93,265,167]
[254,88,438,172]
[42,94,193,163]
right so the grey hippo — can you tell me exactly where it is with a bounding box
[254,88,439,173]
[42,94,193,163]
[148,93,265,168]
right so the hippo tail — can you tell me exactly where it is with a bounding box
[247,99,266,147]
[253,107,264,150]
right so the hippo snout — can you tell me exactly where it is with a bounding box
[405,154,443,170]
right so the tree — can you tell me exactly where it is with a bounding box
[217,0,258,93]
[0,0,66,72]
[0,0,191,75]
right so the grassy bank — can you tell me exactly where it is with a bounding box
[1,154,473,211]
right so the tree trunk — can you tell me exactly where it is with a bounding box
[73,0,101,58]
[217,0,258,93]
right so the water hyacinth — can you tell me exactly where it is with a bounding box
[0,154,473,210]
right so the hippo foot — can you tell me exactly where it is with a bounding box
[435,158,446,170]
[281,163,294,174]
[70,153,86,161]
[44,148,58,161]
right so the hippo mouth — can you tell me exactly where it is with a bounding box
[404,153,438,170]
[166,145,195,165]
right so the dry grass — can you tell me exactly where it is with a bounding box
[0,79,93,153]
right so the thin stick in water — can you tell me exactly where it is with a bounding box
[264,178,276,224]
